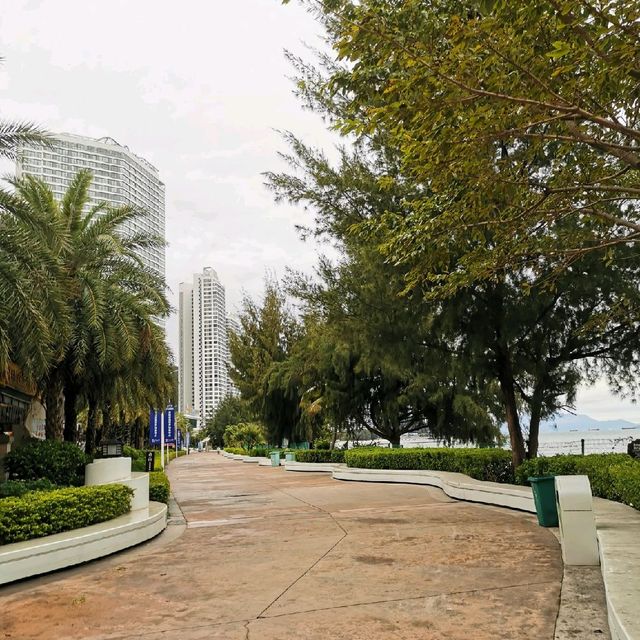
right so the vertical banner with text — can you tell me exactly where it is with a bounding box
[165,405,176,444]
[149,409,161,445]
[177,428,183,450]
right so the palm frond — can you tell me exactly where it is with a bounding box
[0,120,51,160]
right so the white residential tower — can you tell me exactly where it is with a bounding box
[179,268,232,424]
[17,133,165,278]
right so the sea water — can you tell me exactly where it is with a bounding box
[395,428,640,456]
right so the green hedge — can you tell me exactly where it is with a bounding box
[344,447,514,483]
[4,440,88,486]
[124,446,186,472]
[0,479,57,498]
[295,449,346,464]
[224,447,246,455]
[149,471,170,504]
[516,454,640,510]
[0,484,133,545]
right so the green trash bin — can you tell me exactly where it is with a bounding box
[270,451,280,467]
[285,452,295,462]
[528,476,558,527]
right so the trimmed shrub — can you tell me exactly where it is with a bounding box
[314,439,331,450]
[610,464,640,510]
[249,446,270,458]
[149,471,170,504]
[0,484,133,545]
[167,450,187,464]
[516,453,640,510]
[344,447,514,483]
[0,479,57,498]
[4,440,88,486]
[295,449,346,464]
[224,447,246,455]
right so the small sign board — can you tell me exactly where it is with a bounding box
[628,439,640,459]
[145,451,155,472]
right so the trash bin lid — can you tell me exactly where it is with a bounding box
[527,475,555,483]
[555,475,593,511]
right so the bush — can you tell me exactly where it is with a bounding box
[0,479,57,498]
[345,447,514,483]
[4,440,88,486]
[516,453,640,510]
[149,471,170,504]
[314,439,331,450]
[249,446,270,458]
[295,449,346,464]
[223,422,266,451]
[224,447,246,455]
[167,450,187,463]
[0,484,133,545]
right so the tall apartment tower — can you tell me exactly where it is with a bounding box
[178,268,230,424]
[16,133,165,278]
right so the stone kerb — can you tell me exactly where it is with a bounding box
[258,457,285,466]
[284,461,346,474]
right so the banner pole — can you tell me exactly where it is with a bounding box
[160,409,165,469]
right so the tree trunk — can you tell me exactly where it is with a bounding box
[117,409,125,443]
[526,376,546,460]
[102,406,112,441]
[44,366,64,441]
[491,283,526,469]
[134,416,144,449]
[388,430,401,447]
[330,424,338,450]
[63,379,79,443]
[85,396,98,455]
[496,350,526,468]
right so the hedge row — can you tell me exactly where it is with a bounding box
[344,447,514,483]
[149,472,170,504]
[0,479,57,498]
[0,484,133,545]
[224,447,247,455]
[516,454,640,510]
[4,440,88,486]
[294,449,346,464]
[124,446,187,472]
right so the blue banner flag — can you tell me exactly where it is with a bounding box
[149,409,161,445]
[165,405,176,443]
[185,430,190,450]
[177,428,183,449]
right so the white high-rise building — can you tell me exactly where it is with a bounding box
[16,133,165,278]
[179,268,231,423]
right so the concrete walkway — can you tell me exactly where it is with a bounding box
[0,453,562,639]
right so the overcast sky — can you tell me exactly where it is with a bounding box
[1,0,638,422]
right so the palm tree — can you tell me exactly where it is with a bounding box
[7,170,170,441]
[0,183,68,386]
[83,299,173,454]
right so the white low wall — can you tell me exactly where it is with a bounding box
[285,462,536,512]
[85,457,150,511]
[0,502,167,585]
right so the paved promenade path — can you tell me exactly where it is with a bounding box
[1,453,562,639]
